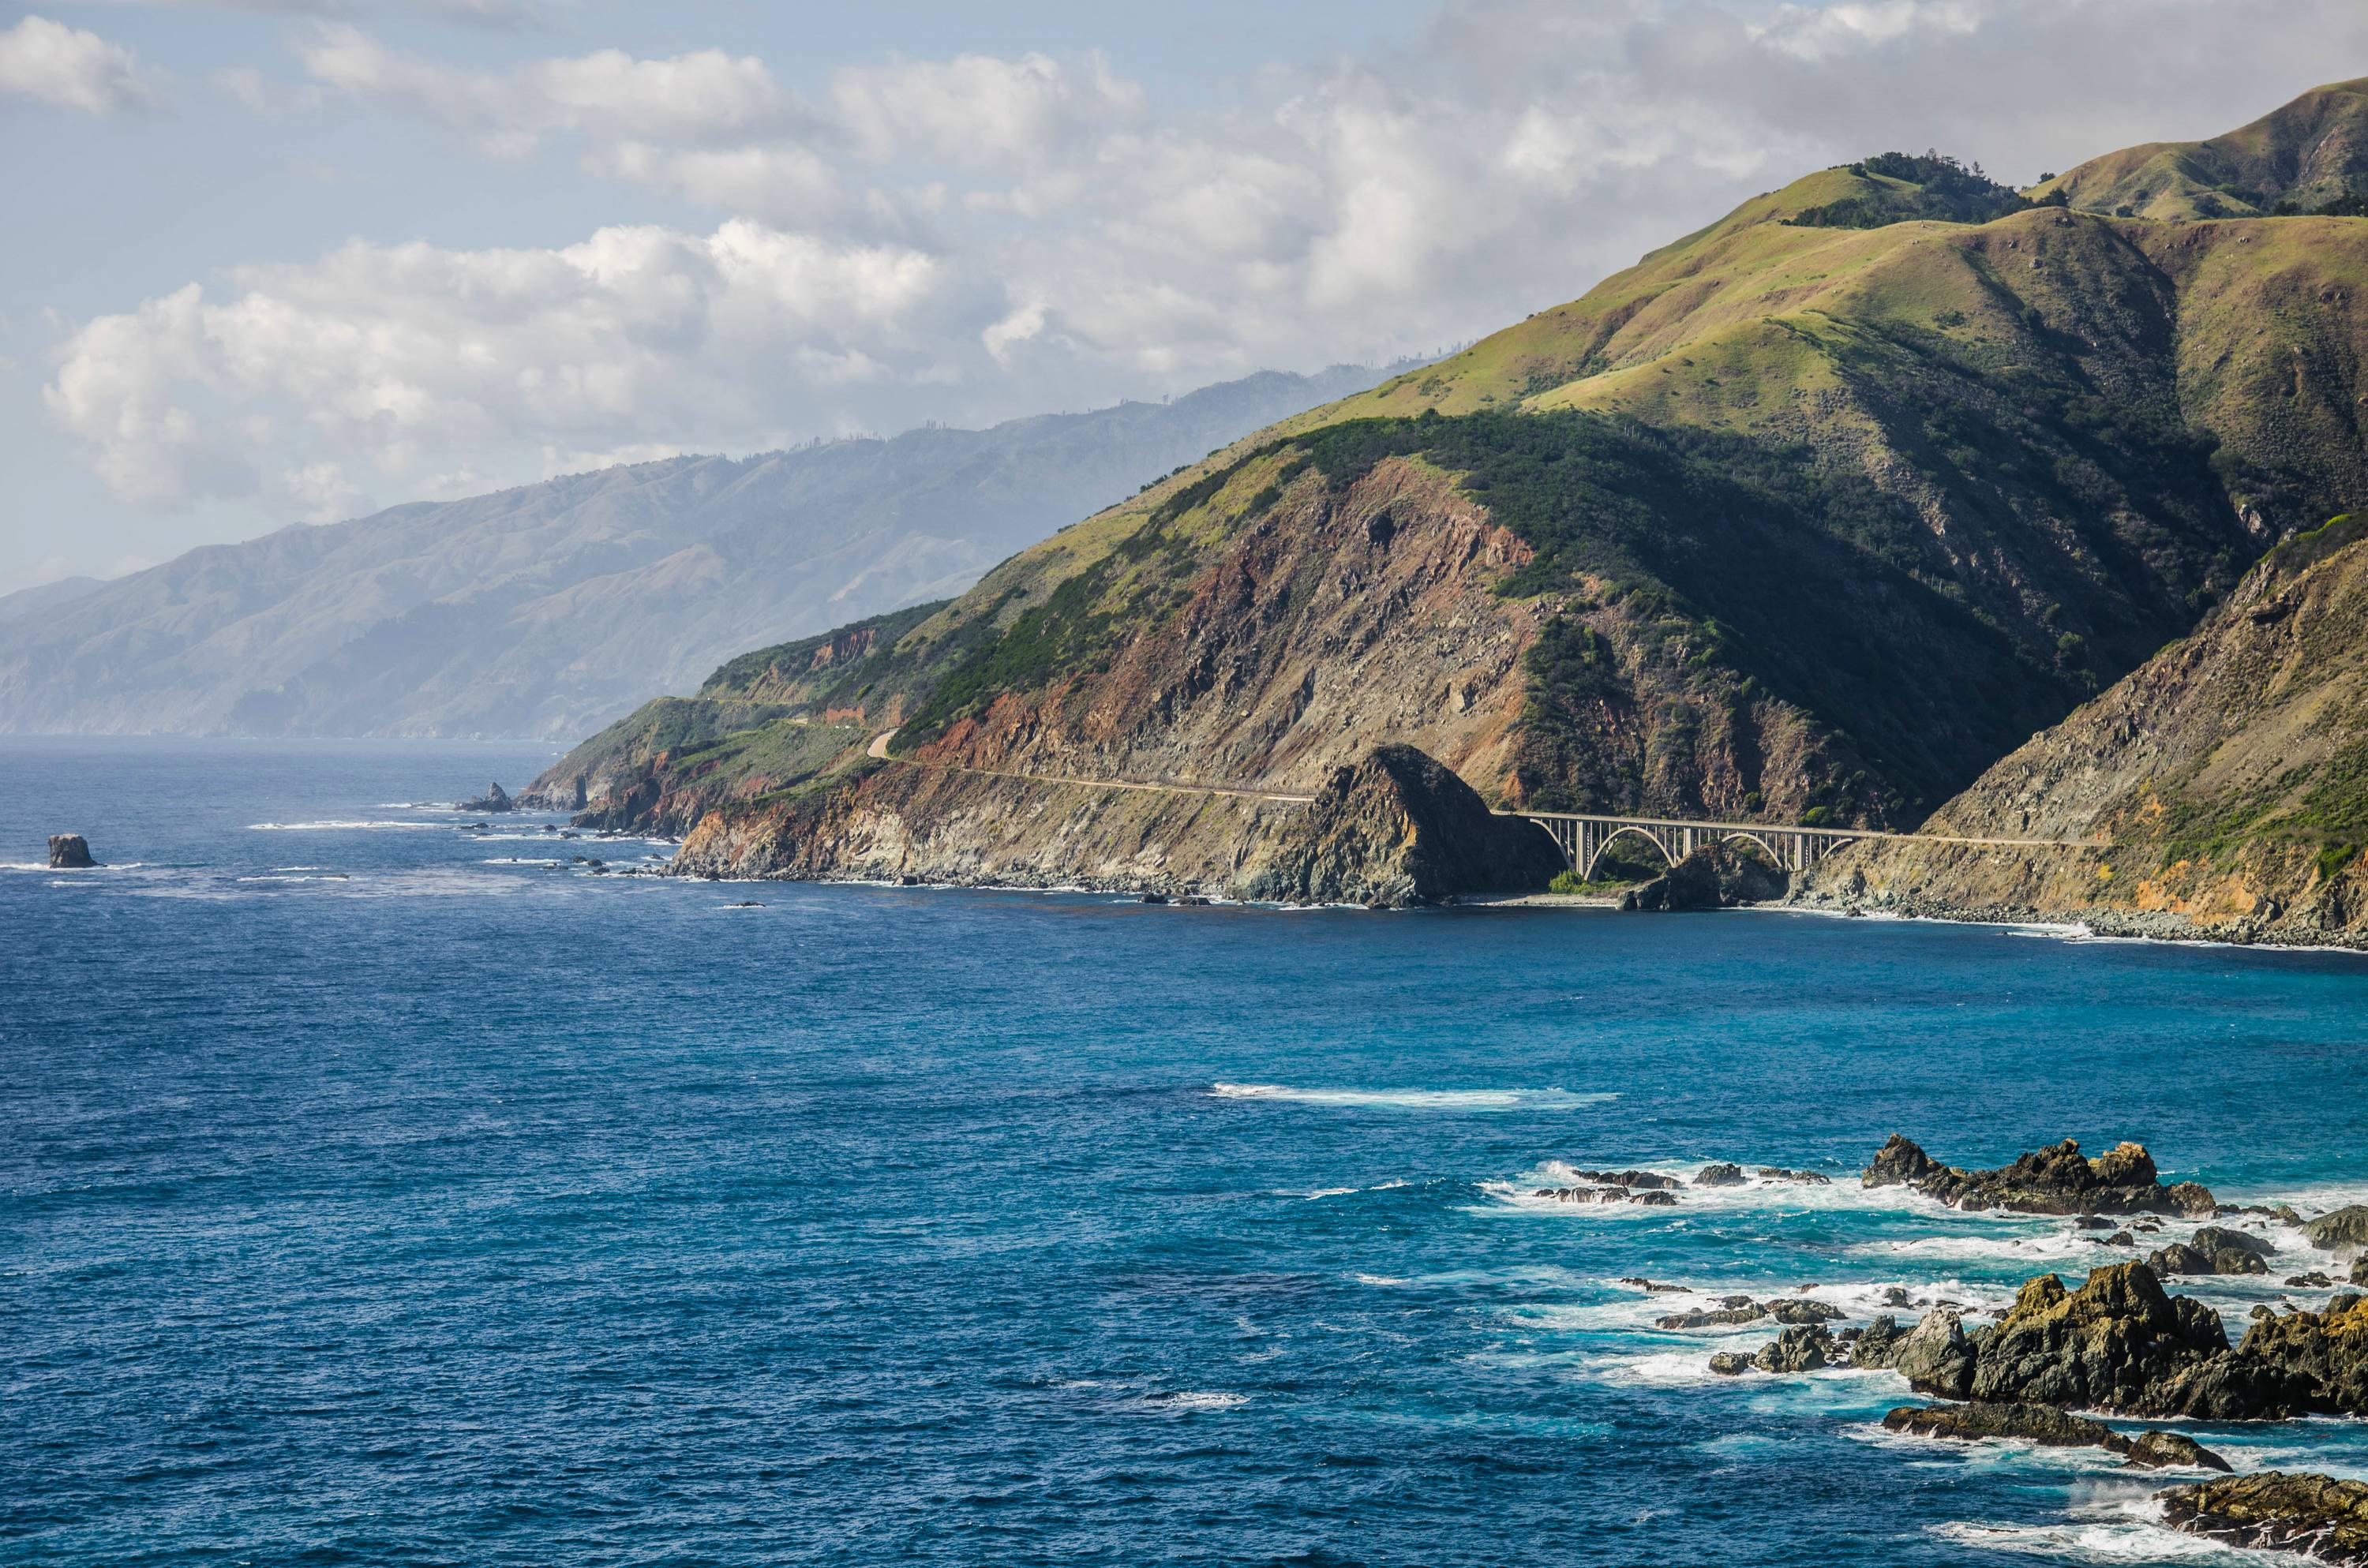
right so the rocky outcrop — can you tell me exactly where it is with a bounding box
[1965,1266,2239,1414]
[1622,843,1790,911]
[1862,1135,2216,1216]
[1239,744,1561,906]
[1693,1163,1747,1187]
[459,782,514,814]
[47,833,93,868]
[1755,1324,1835,1372]
[2151,1238,2271,1277]
[2234,1293,2368,1415]
[2306,1207,2368,1252]
[2160,1473,2368,1565]
[1880,1403,2230,1470]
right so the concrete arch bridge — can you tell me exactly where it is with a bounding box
[1508,810,1873,879]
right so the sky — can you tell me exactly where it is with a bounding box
[4,0,2367,597]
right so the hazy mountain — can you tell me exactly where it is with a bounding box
[0,365,1396,738]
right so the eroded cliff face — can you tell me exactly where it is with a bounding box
[1796,526,2368,946]
[910,458,1546,797]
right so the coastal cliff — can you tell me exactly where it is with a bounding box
[537,79,2368,911]
[1794,522,2368,947]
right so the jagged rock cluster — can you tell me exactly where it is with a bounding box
[2160,1473,2368,1566]
[1862,1134,2217,1216]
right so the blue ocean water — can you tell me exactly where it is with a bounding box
[7,736,2368,1566]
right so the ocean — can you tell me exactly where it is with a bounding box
[6,736,2368,1566]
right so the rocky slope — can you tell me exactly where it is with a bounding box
[1795,521,2368,945]
[541,79,2368,902]
[0,366,1391,739]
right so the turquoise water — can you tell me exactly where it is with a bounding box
[7,737,2368,1566]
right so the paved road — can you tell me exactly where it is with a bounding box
[866,730,1314,805]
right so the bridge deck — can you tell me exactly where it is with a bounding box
[1497,808,2096,852]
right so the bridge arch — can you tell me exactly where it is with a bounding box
[1580,824,1680,881]
[1713,830,1789,871]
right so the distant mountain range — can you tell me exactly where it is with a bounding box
[0,365,1396,738]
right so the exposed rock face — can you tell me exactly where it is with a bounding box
[2235,1293,2368,1415]
[47,833,93,869]
[1966,1267,2231,1413]
[1793,530,2368,951]
[1862,1135,2215,1216]
[1887,1309,1977,1398]
[459,782,514,814]
[1693,1162,1748,1187]
[1622,843,1789,911]
[2160,1473,2368,1565]
[1239,744,1561,906]
[1707,1351,1752,1376]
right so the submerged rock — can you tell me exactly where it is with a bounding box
[1882,1400,2115,1449]
[1861,1134,2216,1216]
[2159,1472,2368,1564]
[1757,1166,1833,1184]
[1882,1404,2230,1471]
[47,833,95,868]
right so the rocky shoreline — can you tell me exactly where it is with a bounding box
[1613,1133,2368,1562]
[1785,880,2368,953]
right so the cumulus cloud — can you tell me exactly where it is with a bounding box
[47,223,944,507]
[300,25,800,150]
[45,0,2368,524]
[0,13,158,113]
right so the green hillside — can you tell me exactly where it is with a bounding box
[2042,75,2368,219]
[539,78,2368,855]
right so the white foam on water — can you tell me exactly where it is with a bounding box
[1354,1274,1409,1286]
[1211,1083,1615,1111]
[247,819,448,832]
[1143,1391,1246,1412]
[1928,1488,2275,1562]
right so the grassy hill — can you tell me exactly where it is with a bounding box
[2043,76,2368,219]
[533,79,2368,896]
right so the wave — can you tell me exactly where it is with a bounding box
[1926,1490,2254,1562]
[247,819,448,832]
[1142,1391,1246,1412]
[1211,1083,1615,1111]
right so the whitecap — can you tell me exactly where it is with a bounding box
[1211,1083,1614,1111]
[247,819,446,832]
[1144,1391,1246,1411]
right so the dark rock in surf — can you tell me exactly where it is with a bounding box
[1849,1315,1909,1368]
[1861,1134,2216,1216]
[2305,1207,2368,1252]
[1754,1324,1834,1372]
[2194,1226,2276,1258]
[1758,1166,1833,1184]
[1630,1190,1680,1207]
[1767,1299,1848,1325]
[2289,1272,2336,1288]
[1694,1162,1748,1187]
[47,833,95,868]
[1707,1351,1752,1376]
[1882,1400,2116,1449]
[459,781,515,814]
[1572,1169,1683,1190]
[2159,1472,2368,1564]
[2126,1430,2234,1472]
[1891,1308,1977,1398]
[1658,1303,1768,1329]
[2152,1241,2269,1277]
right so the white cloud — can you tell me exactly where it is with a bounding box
[831,51,1141,167]
[44,0,2368,533]
[47,223,944,509]
[300,25,797,150]
[0,13,157,114]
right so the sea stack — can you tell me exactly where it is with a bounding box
[48,834,96,868]
[459,782,515,814]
